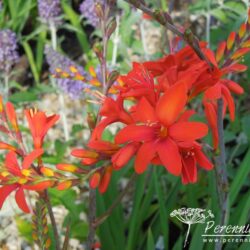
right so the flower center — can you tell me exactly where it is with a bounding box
[159,126,168,138]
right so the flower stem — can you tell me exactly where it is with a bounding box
[215,98,229,250]
[4,74,9,101]
[44,190,61,250]
[184,223,191,247]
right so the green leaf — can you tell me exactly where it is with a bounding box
[10,91,37,103]
[147,229,155,250]
[15,217,33,243]
[229,148,250,205]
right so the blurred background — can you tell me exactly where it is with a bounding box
[0,0,249,249]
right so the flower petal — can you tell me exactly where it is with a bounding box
[112,143,139,170]
[5,151,21,176]
[181,156,197,184]
[22,148,44,169]
[0,185,17,209]
[157,139,182,176]
[132,97,157,123]
[195,149,213,170]
[135,142,156,174]
[15,188,30,213]
[115,125,155,144]
[222,85,235,121]
[169,122,208,141]
[156,83,187,126]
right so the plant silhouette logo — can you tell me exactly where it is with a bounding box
[170,208,214,247]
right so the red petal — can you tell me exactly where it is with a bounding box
[181,157,197,184]
[15,188,30,213]
[204,102,218,149]
[112,143,139,170]
[226,80,244,95]
[23,180,54,191]
[5,151,21,176]
[222,86,235,121]
[156,83,187,126]
[195,149,213,170]
[178,110,196,122]
[135,142,156,174]
[22,148,44,169]
[0,185,17,209]
[169,122,208,141]
[132,97,157,123]
[157,139,182,176]
[89,172,101,189]
[216,41,226,62]
[227,31,236,50]
[99,166,112,193]
[115,125,155,144]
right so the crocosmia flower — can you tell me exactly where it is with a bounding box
[25,108,60,149]
[113,83,210,176]
[0,149,46,213]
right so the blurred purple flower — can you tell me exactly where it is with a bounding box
[38,0,62,27]
[0,29,19,75]
[45,46,90,99]
[80,0,104,27]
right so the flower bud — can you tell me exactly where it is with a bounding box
[41,167,54,177]
[57,180,72,190]
[107,70,120,87]
[89,172,101,189]
[95,3,104,19]
[56,163,79,173]
[107,18,117,39]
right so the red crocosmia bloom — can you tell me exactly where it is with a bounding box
[25,109,60,149]
[114,83,208,177]
[5,102,19,132]
[0,149,44,213]
[119,63,158,105]
[179,142,213,184]
[92,97,133,140]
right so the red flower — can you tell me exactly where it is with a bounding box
[113,83,209,177]
[25,109,60,149]
[179,142,213,184]
[0,149,44,213]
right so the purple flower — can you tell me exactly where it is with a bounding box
[45,46,90,99]
[38,0,62,27]
[0,29,19,75]
[80,0,104,27]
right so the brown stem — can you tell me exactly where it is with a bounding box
[123,0,213,67]
[215,98,229,250]
[86,3,111,249]
[93,173,137,228]
[44,190,61,250]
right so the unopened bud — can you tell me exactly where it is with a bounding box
[87,112,97,130]
[107,70,120,87]
[56,163,79,173]
[107,18,117,39]
[41,167,54,177]
[93,42,103,62]
[89,172,101,189]
[95,3,104,19]
[57,180,72,190]
[0,96,3,113]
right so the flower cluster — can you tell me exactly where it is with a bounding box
[0,29,19,75]
[45,46,90,99]
[0,97,79,213]
[80,0,104,27]
[70,11,250,192]
[38,0,62,27]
